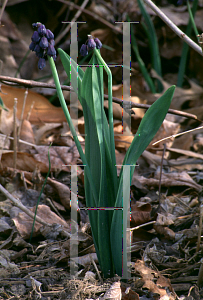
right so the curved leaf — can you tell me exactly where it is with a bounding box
[111,85,176,276]
[57,48,84,102]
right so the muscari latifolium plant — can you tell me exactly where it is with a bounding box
[29,22,175,278]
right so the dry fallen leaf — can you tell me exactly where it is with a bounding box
[134,260,174,298]
[1,152,48,172]
[18,119,35,151]
[136,171,202,192]
[12,204,69,239]
[102,281,121,300]
[47,177,71,210]
[1,85,68,124]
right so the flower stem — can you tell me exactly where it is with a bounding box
[93,49,117,171]
[48,56,98,205]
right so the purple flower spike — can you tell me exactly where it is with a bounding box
[38,24,46,36]
[31,31,40,43]
[30,22,57,69]
[87,35,96,50]
[94,38,102,49]
[39,36,48,49]
[38,58,46,70]
[46,29,54,40]
[80,44,88,56]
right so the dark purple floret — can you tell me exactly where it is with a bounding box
[38,58,46,70]
[46,29,54,40]
[94,38,102,49]
[47,44,56,57]
[80,44,88,56]
[34,44,41,53]
[87,36,96,50]
[39,36,49,49]
[34,44,44,58]
[49,39,55,46]
[38,24,46,36]
[31,31,40,43]
[29,41,36,51]
[32,23,39,28]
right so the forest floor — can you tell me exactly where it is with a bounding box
[0,0,203,299]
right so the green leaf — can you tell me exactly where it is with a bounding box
[80,53,114,277]
[0,96,9,112]
[57,48,84,102]
[124,85,176,166]
[110,85,176,276]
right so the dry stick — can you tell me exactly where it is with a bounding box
[196,203,203,253]
[153,125,203,146]
[129,220,156,232]
[17,88,28,143]
[26,101,34,121]
[0,133,35,147]
[57,0,123,37]
[0,75,198,121]
[0,184,51,227]
[158,143,166,208]
[143,0,203,56]
[0,0,8,25]
[13,98,18,171]
[197,258,203,287]
[89,254,103,284]
[55,0,89,45]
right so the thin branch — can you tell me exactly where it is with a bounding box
[57,0,123,37]
[0,184,51,227]
[143,0,203,56]
[152,125,203,146]
[55,0,89,45]
[0,75,199,121]
[0,0,8,25]
[158,143,166,207]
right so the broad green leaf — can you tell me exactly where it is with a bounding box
[58,48,118,204]
[110,85,176,276]
[57,48,84,102]
[124,85,175,167]
[81,53,114,277]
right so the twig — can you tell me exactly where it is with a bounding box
[0,75,199,121]
[89,253,103,284]
[0,0,8,25]
[152,125,203,146]
[18,89,28,143]
[57,0,123,37]
[55,0,89,45]
[143,0,203,56]
[128,220,156,231]
[0,133,39,147]
[197,258,203,287]
[0,184,51,227]
[0,75,74,91]
[13,98,18,171]
[196,203,203,253]
[158,143,166,207]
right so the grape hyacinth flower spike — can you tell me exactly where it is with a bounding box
[29,22,56,70]
[80,35,102,56]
